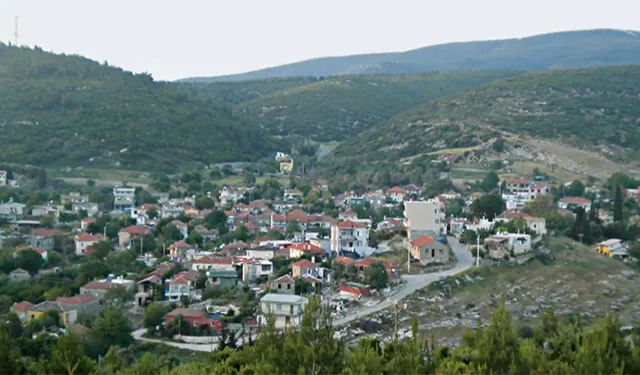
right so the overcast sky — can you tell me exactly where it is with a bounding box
[2,0,639,81]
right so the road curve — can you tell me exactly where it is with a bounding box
[332,236,474,326]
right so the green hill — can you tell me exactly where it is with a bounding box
[183,29,640,81]
[334,65,640,163]
[233,71,522,141]
[0,44,279,172]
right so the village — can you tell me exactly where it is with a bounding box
[0,154,638,352]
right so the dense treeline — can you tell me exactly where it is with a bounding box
[4,296,640,374]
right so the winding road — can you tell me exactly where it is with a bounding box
[332,236,475,326]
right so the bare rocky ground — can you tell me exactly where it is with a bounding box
[337,237,640,347]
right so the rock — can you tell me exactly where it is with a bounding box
[535,296,546,304]
[621,296,631,303]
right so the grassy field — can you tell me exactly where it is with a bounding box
[450,165,490,181]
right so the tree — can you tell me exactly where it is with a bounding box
[0,328,23,375]
[39,213,56,228]
[295,278,313,295]
[471,194,506,220]
[125,352,161,375]
[90,307,134,355]
[41,309,62,328]
[567,180,586,197]
[445,198,466,217]
[195,196,215,210]
[286,220,300,237]
[525,194,556,218]
[48,333,94,375]
[186,232,203,246]
[481,171,500,192]
[162,224,183,241]
[89,241,113,260]
[365,262,389,290]
[614,185,624,222]
[15,248,44,274]
[87,179,96,187]
[142,303,170,333]
[204,210,228,234]
[5,313,23,338]
[104,286,135,310]
[77,260,110,285]
[243,172,257,187]
[147,208,159,219]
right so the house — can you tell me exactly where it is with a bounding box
[161,203,185,219]
[336,192,364,207]
[118,225,148,249]
[165,307,221,331]
[113,186,136,213]
[270,274,296,294]
[505,179,533,194]
[291,259,318,278]
[80,281,114,300]
[221,241,248,255]
[333,256,355,267]
[410,235,449,265]
[258,293,307,328]
[288,242,326,259]
[81,217,96,231]
[242,258,273,283]
[10,301,32,322]
[192,256,236,272]
[338,210,358,221]
[495,210,547,236]
[354,257,400,279]
[135,274,163,307]
[246,245,277,260]
[386,187,406,203]
[165,271,201,302]
[0,170,6,186]
[302,274,322,290]
[559,197,592,212]
[206,270,238,288]
[339,282,371,299]
[9,268,31,282]
[183,205,199,218]
[484,233,532,259]
[74,233,103,257]
[330,221,370,256]
[27,228,57,251]
[27,301,78,325]
[15,246,48,260]
[56,295,100,318]
[404,200,445,241]
[168,241,194,257]
[0,200,25,219]
[283,189,302,202]
[596,239,627,258]
[194,225,219,242]
[220,186,244,206]
[171,220,188,239]
[279,157,294,174]
[376,217,405,231]
[249,199,269,212]
[404,185,421,199]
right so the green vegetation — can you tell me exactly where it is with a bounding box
[235,71,522,141]
[0,44,279,172]
[335,65,640,163]
[184,29,640,81]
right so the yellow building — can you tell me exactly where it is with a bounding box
[27,301,78,325]
[596,239,625,258]
[280,157,293,174]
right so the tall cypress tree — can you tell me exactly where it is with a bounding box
[614,185,624,222]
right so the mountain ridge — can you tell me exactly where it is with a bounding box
[181,29,640,82]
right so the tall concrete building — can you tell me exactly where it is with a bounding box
[404,200,445,241]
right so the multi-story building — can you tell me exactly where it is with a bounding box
[330,221,369,255]
[165,271,201,302]
[404,200,445,241]
[113,186,136,213]
[258,293,307,328]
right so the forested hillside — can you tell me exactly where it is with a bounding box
[234,71,522,141]
[0,44,279,172]
[334,65,640,162]
[186,29,640,81]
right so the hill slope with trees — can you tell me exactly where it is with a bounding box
[333,65,640,163]
[185,29,640,81]
[233,71,522,141]
[0,44,279,172]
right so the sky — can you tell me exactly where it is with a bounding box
[1,0,639,81]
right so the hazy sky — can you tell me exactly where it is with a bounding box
[2,0,639,80]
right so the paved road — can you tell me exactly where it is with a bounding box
[332,236,475,326]
[132,328,221,352]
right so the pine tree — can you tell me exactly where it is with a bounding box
[614,185,624,222]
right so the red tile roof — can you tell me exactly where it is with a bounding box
[339,210,356,216]
[171,271,200,284]
[11,301,32,312]
[81,281,114,290]
[169,241,192,250]
[172,220,187,228]
[292,259,317,269]
[411,235,437,247]
[559,197,591,205]
[336,220,367,229]
[194,256,234,265]
[303,274,322,283]
[33,228,57,237]
[56,295,98,305]
[274,274,295,284]
[249,200,268,209]
[333,256,355,266]
[287,209,308,223]
[289,242,325,255]
[16,246,46,255]
[75,232,102,242]
[81,217,96,223]
[119,225,147,235]
[167,307,205,319]
[386,186,406,194]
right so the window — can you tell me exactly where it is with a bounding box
[290,305,294,314]
[434,209,438,214]
[193,321,199,327]
[277,283,282,289]
[431,249,435,258]
[277,303,283,311]
[287,284,291,290]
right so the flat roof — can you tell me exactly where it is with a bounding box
[260,293,307,304]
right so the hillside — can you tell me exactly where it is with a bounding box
[233,71,522,141]
[333,65,640,166]
[170,76,319,105]
[0,44,278,172]
[184,29,640,81]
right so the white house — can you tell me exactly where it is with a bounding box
[74,233,103,256]
[113,186,135,213]
[258,293,307,328]
[385,187,406,203]
[0,170,6,186]
[330,220,370,256]
[558,197,592,212]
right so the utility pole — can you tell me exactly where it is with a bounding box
[13,16,18,46]
[140,233,144,255]
[476,230,480,267]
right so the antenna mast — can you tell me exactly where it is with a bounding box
[13,16,19,45]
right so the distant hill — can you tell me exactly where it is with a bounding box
[0,44,279,172]
[333,65,640,164]
[182,29,640,82]
[233,71,523,141]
